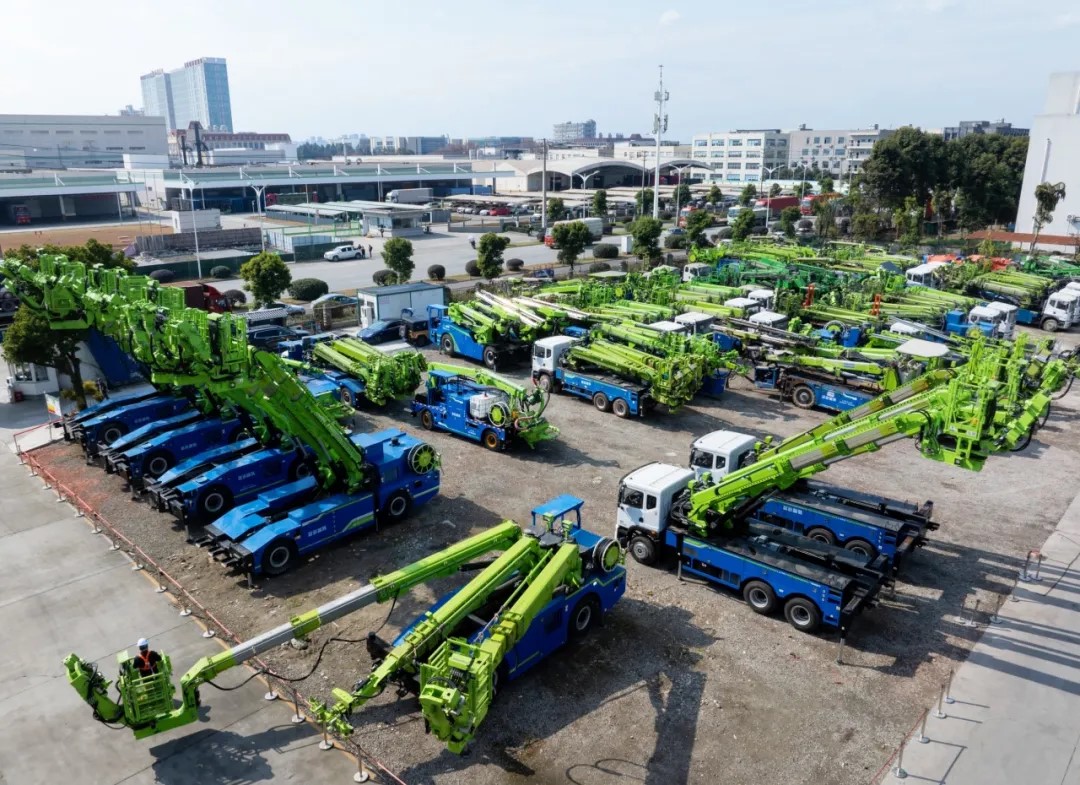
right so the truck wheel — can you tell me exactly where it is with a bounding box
[742,580,778,614]
[101,424,126,445]
[629,534,657,565]
[569,595,600,640]
[805,527,835,546]
[420,409,435,430]
[145,451,172,479]
[611,398,630,418]
[261,539,298,576]
[340,387,356,407]
[791,385,816,410]
[381,491,411,523]
[289,458,312,480]
[784,597,822,633]
[535,373,553,392]
[482,346,498,369]
[481,429,503,451]
[1042,317,1060,333]
[440,334,455,357]
[199,486,232,519]
[844,538,876,559]
[592,392,611,413]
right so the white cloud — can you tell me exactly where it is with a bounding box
[659,9,681,26]
[1055,10,1080,27]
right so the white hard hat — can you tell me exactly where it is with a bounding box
[137,638,149,649]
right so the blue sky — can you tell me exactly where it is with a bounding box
[2,0,1078,140]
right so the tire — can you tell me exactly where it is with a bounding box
[289,458,312,481]
[440,334,455,357]
[844,538,876,559]
[805,526,836,546]
[791,385,816,410]
[144,451,172,479]
[101,424,126,445]
[569,595,600,640]
[535,373,553,393]
[742,580,778,615]
[199,486,232,519]
[261,539,298,577]
[420,409,435,430]
[382,490,411,523]
[592,391,611,413]
[340,387,356,408]
[611,398,630,418]
[1042,317,1060,333]
[784,597,822,633]
[628,534,657,565]
[482,346,498,369]
[481,429,502,451]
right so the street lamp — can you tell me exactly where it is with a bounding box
[577,171,601,215]
[181,181,203,279]
[670,164,693,223]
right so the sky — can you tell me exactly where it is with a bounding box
[2,0,1079,141]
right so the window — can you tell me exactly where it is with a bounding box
[130,146,145,151]
[711,138,724,146]
[824,136,832,144]
[746,151,762,159]
[838,136,845,144]
[710,151,723,158]
[747,139,762,147]
[745,175,760,182]
[694,152,708,159]
[619,487,644,508]
[728,163,741,169]
[729,139,743,147]
[105,146,123,151]
[80,130,97,135]
[745,163,761,170]
[694,139,707,147]
[645,495,657,511]
[104,130,121,135]
[777,139,787,146]
[55,130,73,135]
[765,139,775,147]
[30,130,49,135]
[728,151,742,158]
[690,449,713,468]
[10,362,49,382]
[813,136,820,143]
[802,148,810,156]
[127,130,144,135]
[726,174,741,182]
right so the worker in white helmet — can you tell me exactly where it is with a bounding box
[132,638,162,676]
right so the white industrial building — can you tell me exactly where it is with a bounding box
[844,127,894,176]
[0,114,168,169]
[1015,72,1080,251]
[691,130,789,184]
[787,126,891,177]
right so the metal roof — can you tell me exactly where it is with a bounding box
[357,281,444,296]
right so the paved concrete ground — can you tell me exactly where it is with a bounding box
[0,443,360,785]
[887,487,1080,784]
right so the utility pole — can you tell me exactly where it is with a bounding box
[541,138,548,234]
[652,65,668,220]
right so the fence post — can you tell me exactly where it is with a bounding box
[290,687,305,724]
[915,707,930,744]
[893,734,908,779]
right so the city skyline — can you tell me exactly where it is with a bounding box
[1,0,1077,140]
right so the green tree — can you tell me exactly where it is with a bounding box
[674,183,692,208]
[730,209,756,241]
[792,181,813,197]
[239,251,292,306]
[851,213,882,242]
[738,184,758,207]
[818,175,834,194]
[860,126,949,209]
[780,206,800,238]
[768,183,783,198]
[635,188,654,215]
[476,233,510,280]
[551,221,591,275]
[931,186,952,237]
[629,216,663,262]
[685,210,714,248]
[893,195,923,247]
[813,199,839,240]
[591,189,608,219]
[380,237,415,283]
[1030,181,1067,252]
[547,197,566,221]
[706,185,722,205]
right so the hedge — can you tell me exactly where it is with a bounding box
[372,269,396,286]
[223,289,246,305]
[288,278,329,301]
[664,234,687,249]
[210,266,232,279]
[592,243,618,259]
[465,260,481,277]
[588,262,611,273]
[427,264,446,281]
[506,258,524,271]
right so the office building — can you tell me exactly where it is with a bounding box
[1015,73,1080,250]
[943,119,1029,141]
[140,57,233,132]
[844,126,895,176]
[0,113,168,169]
[369,136,449,155]
[691,130,789,183]
[553,120,597,143]
[787,125,894,177]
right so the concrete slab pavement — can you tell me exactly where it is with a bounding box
[885,488,1080,784]
[0,447,358,785]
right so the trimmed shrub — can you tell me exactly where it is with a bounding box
[210,265,232,279]
[592,243,618,259]
[660,211,674,221]
[506,258,525,271]
[372,269,396,286]
[664,234,687,249]
[465,260,481,277]
[588,262,611,273]
[223,289,246,305]
[427,264,446,281]
[288,278,329,301]
[148,269,175,283]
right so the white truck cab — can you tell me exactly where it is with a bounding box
[532,335,577,374]
[688,431,759,479]
[1040,290,1079,332]
[724,296,761,317]
[682,262,712,283]
[616,463,693,549]
[967,304,1007,338]
[905,262,947,288]
[983,302,1018,339]
[648,320,689,336]
[674,311,716,336]
[748,310,790,330]
[747,288,776,311]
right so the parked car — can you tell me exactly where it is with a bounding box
[356,319,405,345]
[247,325,311,350]
[311,293,359,309]
[399,315,430,346]
[478,209,491,216]
[323,244,361,261]
[268,301,306,316]
[489,206,510,217]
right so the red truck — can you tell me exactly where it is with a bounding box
[177,283,231,313]
[800,193,841,215]
[8,205,31,225]
[755,196,801,213]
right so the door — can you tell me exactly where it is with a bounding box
[617,485,653,533]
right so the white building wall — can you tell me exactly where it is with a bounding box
[1016,72,1080,249]
[0,114,168,168]
[691,130,789,184]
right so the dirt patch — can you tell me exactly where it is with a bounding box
[0,222,172,251]
[29,352,1080,785]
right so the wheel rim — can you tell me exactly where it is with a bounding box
[848,544,870,557]
[484,432,499,449]
[295,463,311,478]
[594,395,607,410]
[790,605,812,625]
[268,545,291,570]
[575,605,592,631]
[103,427,122,444]
[632,541,649,560]
[204,493,225,514]
[148,457,169,476]
[613,400,627,416]
[421,411,433,429]
[389,495,408,517]
[748,588,770,608]
[794,389,813,407]
[809,531,830,543]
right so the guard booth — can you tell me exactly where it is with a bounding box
[357,282,447,328]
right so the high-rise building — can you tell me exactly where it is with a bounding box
[139,57,233,132]
[553,120,597,143]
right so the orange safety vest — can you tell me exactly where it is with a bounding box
[134,651,155,675]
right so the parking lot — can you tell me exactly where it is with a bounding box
[27,336,1080,785]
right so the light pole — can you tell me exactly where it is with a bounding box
[184,183,203,279]
[671,164,692,223]
[652,65,668,220]
[577,171,601,215]
[761,165,780,228]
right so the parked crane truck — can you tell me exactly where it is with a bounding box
[428,302,532,369]
[64,497,623,756]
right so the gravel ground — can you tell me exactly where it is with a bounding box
[30,332,1080,785]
